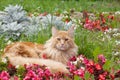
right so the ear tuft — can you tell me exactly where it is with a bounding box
[68,25,75,38]
[52,27,58,36]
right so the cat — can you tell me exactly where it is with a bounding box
[2,26,78,73]
[41,26,78,64]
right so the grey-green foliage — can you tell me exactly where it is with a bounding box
[0,5,73,41]
[1,5,29,24]
[24,16,43,36]
[0,5,29,41]
[40,14,73,30]
[0,22,25,40]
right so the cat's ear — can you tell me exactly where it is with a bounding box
[68,25,75,38]
[52,27,58,36]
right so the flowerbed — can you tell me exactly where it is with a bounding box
[0,4,120,80]
[0,54,120,80]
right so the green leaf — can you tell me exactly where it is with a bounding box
[16,65,26,78]
[93,47,101,62]
[0,62,8,71]
[74,75,81,80]
[84,72,90,80]
[103,60,111,70]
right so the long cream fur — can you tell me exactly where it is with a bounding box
[41,26,78,64]
[42,38,78,64]
[7,56,69,73]
[2,26,78,73]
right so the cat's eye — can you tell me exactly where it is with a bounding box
[57,38,61,41]
[65,38,68,41]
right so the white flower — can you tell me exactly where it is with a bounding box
[106,28,112,33]
[26,63,30,65]
[0,49,3,51]
[115,40,120,45]
[15,65,20,68]
[1,58,7,63]
[73,61,77,65]
[114,52,119,56]
[7,40,12,45]
[115,11,120,15]
[81,66,85,70]
[77,56,84,61]
[102,12,109,14]
[113,33,120,37]
[106,35,111,40]
[112,28,119,32]
[102,37,105,41]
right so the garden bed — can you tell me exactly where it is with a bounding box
[0,1,120,80]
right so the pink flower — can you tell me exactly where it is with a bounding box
[44,69,52,77]
[67,62,76,73]
[14,76,19,80]
[0,71,10,80]
[83,58,89,64]
[37,68,44,77]
[84,22,94,30]
[84,18,96,30]
[74,68,85,78]
[86,60,94,66]
[98,54,106,65]
[24,64,33,71]
[23,70,39,80]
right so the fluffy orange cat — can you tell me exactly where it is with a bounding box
[2,26,78,73]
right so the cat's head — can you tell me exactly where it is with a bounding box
[50,26,76,51]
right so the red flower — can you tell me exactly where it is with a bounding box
[95,63,102,70]
[99,74,105,80]
[87,67,94,74]
[39,12,48,16]
[108,15,114,20]
[65,19,70,23]
[85,60,94,74]
[110,74,115,80]
[102,18,106,24]
[7,63,14,68]
[42,54,48,59]
[102,26,109,31]
[115,70,120,78]
[69,56,76,61]
[88,60,94,66]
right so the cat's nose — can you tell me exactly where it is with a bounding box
[61,44,64,46]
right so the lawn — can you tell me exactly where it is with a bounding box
[0,0,120,80]
[0,0,120,13]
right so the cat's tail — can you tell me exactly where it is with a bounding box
[6,56,69,73]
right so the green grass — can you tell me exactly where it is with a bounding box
[0,0,118,59]
[75,26,114,59]
[0,0,120,13]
